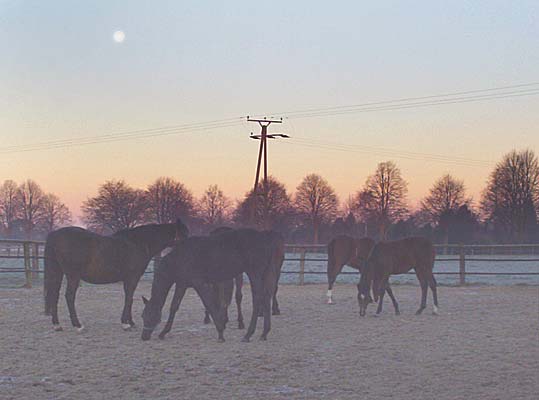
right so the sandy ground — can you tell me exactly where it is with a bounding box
[0,282,538,400]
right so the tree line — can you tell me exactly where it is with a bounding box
[1,149,537,244]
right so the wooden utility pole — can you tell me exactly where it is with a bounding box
[247,117,288,227]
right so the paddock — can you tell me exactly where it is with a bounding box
[0,282,537,399]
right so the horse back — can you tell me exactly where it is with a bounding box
[380,237,434,274]
[46,227,137,283]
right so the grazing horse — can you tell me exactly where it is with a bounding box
[44,220,189,332]
[357,236,438,317]
[141,229,285,342]
[326,236,375,304]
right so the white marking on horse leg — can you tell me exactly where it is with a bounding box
[76,326,85,333]
[326,290,333,304]
[122,323,132,331]
[432,305,439,315]
[53,324,63,332]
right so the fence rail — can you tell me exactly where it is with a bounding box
[1,240,539,288]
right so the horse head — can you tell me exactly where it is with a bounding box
[141,296,162,341]
[174,218,189,242]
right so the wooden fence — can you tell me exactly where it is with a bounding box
[1,240,538,288]
[284,243,539,285]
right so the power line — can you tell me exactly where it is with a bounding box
[1,81,537,155]
[288,137,491,166]
[0,118,244,154]
[277,138,493,168]
[257,82,539,119]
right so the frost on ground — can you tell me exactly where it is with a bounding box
[0,283,537,400]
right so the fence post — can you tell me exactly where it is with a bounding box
[31,242,40,281]
[459,244,466,286]
[299,249,306,286]
[23,242,32,288]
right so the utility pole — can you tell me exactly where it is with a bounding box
[247,116,289,227]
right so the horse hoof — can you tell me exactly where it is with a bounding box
[203,319,211,325]
[259,335,267,341]
[432,306,439,316]
[415,310,424,316]
[272,310,280,316]
[327,299,333,305]
[395,311,401,316]
[76,326,85,334]
[241,336,250,343]
[238,322,245,330]
[122,323,132,331]
[218,338,225,343]
[53,325,63,332]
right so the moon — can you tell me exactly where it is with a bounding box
[113,31,125,43]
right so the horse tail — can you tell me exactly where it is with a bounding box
[44,239,63,315]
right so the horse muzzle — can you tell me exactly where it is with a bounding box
[141,327,153,341]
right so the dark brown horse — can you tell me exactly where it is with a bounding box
[326,235,375,304]
[357,236,438,316]
[141,229,285,342]
[44,220,189,332]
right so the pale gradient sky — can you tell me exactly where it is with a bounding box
[1,1,538,220]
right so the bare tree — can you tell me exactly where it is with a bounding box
[39,193,72,234]
[0,180,20,237]
[421,174,471,243]
[198,184,231,226]
[481,149,539,241]
[234,176,292,230]
[354,161,408,239]
[146,177,194,224]
[82,180,149,233]
[294,173,338,244]
[17,179,45,238]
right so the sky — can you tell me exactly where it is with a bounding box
[1,1,538,220]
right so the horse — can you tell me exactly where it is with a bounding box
[202,226,284,327]
[43,219,189,332]
[141,229,285,342]
[326,235,375,304]
[357,236,438,317]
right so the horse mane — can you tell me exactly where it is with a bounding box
[113,224,174,256]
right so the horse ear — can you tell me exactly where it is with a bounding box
[142,296,149,305]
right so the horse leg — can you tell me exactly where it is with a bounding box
[376,289,385,315]
[194,282,226,342]
[272,265,282,315]
[385,285,400,315]
[242,275,263,343]
[260,293,272,341]
[50,273,64,331]
[327,263,344,304]
[203,310,211,324]
[159,284,187,339]
[427,272,439,315]
[235,274,245,329]
[415,276,428,315]
[65,275,83,332]
[271,285,280,316]
[120,279,137,330]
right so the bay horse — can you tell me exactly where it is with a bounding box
[141,229,285,342]
[326,235,375,304]
[357,236,438,317]
[44,219,189,332]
